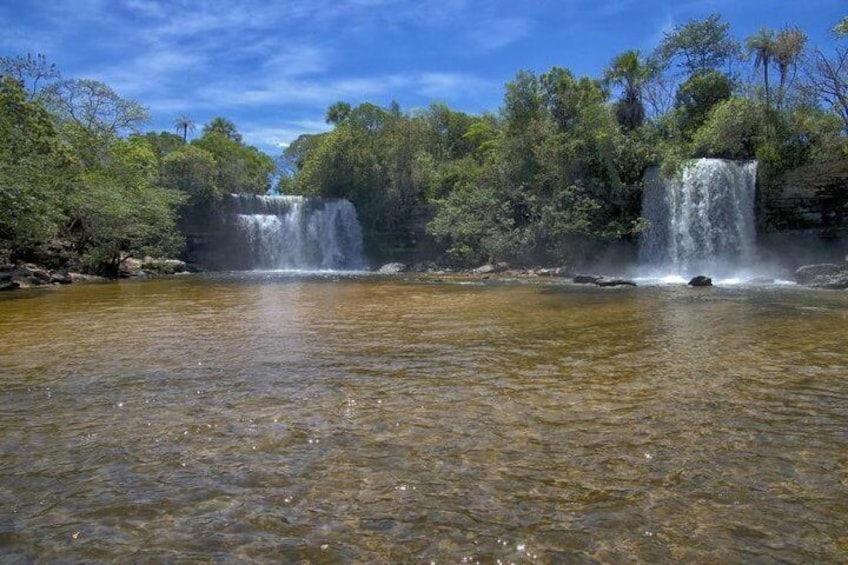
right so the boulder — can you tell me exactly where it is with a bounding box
[120,257,144,277]
[688,275,712,287]
[474,262,509,274]
[141,258,187,275]
[795,263,841,285]
[50,271,73,284]
[0,280,19,291]
[808,271,848,290]
[378,262,407,274]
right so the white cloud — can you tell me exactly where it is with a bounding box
[465,17,532,52]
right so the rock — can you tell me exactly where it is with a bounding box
[0,280,20,291]
[808,271,848,290]
[120,257,144,277]
[795,263,841,285]
[50,271,73,284]
[21,263,52,284]
[597,278,637,287]
[573,274,603,284]
[474,262,508,274]
[141,258,187,275]
[378,262,407,274]
[688,275,712,287]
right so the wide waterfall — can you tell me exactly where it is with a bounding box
[639,159,758,277]
[226,194,365,270]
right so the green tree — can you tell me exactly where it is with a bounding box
[201,116,242,142]
[66,136,184,276]
[325,101,351,125]
[0,76,72,259]
[193,131,275,195]
[673,70,734,138]
[604,50,656,129]
[656,14,738,76]
[161,144,219,209]
[691,97,761,159]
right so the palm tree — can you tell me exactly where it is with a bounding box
[603,50,655,129]
[174,115,195,142]
[746,27,777,111]
[773,26,807,109]
[202,116,242,142]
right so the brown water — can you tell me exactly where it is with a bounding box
[1,273,847,563]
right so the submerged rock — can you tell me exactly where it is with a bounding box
[795,263,841,285]
[688,275,712,287]
[597,278,638,287]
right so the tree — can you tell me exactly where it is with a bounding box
[604,50,656,129]
[193,132,275,194]
[65,136,184,276]
[674,70,734,138]
[161,144,219,210]
[691,97,762,159]
[773,27,807,109]
[41,78,149,137]
[174,114,196,142]
[201,116,242,142]
[746,27,776,111]
[0,76,72,259]
[656,14,738,76]
[0,53,60,100]
[805,44,848,132]
[835,17,848,37]
[325,101,351,125]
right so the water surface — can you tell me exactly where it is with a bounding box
[1,274,846,562]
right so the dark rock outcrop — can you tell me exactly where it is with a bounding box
[573,274,603,284]
[688,275,712,287]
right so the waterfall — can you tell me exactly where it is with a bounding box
[639,159,757,277]
[225,194,365,271]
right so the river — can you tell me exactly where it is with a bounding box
[1,273,846,563]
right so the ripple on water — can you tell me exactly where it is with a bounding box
[0,276,847,562]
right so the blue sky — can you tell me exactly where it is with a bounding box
[1,0,845,155]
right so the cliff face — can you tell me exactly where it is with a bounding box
[768,159,848,235]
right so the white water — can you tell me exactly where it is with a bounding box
[638,159,759,280]
[228,194,365,270]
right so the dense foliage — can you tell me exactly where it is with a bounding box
[2,13,847,272]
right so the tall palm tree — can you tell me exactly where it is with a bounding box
[773,26,807,109]
[603,50,655,129]
[174,115,195,142]
[746,27,777,111]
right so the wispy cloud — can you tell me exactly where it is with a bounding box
[465,17,532,52]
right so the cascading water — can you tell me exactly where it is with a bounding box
[226,194,365,270]
[638,159,758,278]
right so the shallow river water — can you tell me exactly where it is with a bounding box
[1,273,847,563]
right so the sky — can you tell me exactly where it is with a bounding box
[1,0,845,156]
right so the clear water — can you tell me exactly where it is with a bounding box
[1,274,846,562]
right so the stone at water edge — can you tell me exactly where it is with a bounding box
[573,274,603,284]
[688,275,712,287]
[808,271,848,290]
[474,262,509,275]
[377,262,407,274]
[794,263,841,285]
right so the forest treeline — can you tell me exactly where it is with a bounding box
[2,14,848,273]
